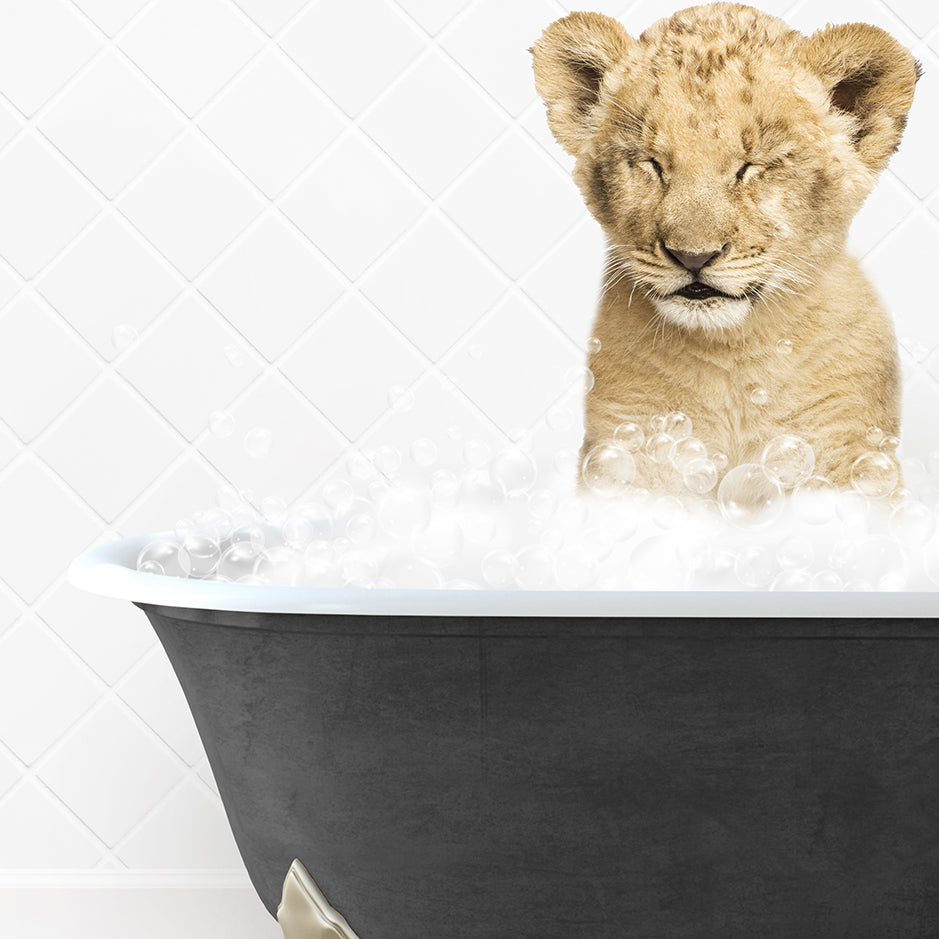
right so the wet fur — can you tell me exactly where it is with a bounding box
[532,3,919,494]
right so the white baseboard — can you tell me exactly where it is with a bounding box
[0,877,283,939]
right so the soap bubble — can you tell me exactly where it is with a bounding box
[866,426,884,446]
[565,365,595,393]
[581,444,636,495]
[718,463,784,528]
[178,534,221,578]
[260,496,286,524]
[245,427,273,459]
[378,488,431,538]
[208,410,235,438]
[682,458,718,494]
[750,386,769,405]
[294,502,332,541]
[481,549,518,588]
[776,536,813,570]
[670,437,706,471]
[711,451,729,470]
[776,338,792,355]
[734,545,776,588]
[253,546,305,585]
[218,542,263,581]
[346,510,377,546]
[770,569,813,591]
[888,501,935,545]
[347,450,378,481]
[879,435,899,452]
[375,445,403,477]
[586,337,602,354]
[663,411,692,440]
[410,438,438,467]
[850,451,898,500]
[650,415,666,432]
[137,540,184,577]
[761,435,815,489]
[111,323,139,353]
[282,516,318,550]
[387,384,414,412]
[613,422,645,452]
[230,522,265,549]
[645,432,674,464]
[430,469,459,505]
[791,476,837,524]
[546,404,574,431]
[491,447,537,494]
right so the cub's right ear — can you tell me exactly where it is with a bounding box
[531,12,633,155]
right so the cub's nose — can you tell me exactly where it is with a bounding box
[664,246,723,273]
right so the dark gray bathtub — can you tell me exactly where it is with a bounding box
[72,536,939,938]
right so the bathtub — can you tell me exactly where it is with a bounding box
[70,533,939,937]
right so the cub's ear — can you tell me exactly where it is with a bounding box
[531,12,633,155]
[800,23,920,173]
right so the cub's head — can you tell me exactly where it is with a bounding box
[532,2,919,336]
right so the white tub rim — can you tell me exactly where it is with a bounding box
[67,533,939,618]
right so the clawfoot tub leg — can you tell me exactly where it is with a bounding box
[277,859,361,939]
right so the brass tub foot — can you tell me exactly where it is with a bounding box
[277,859,361,939]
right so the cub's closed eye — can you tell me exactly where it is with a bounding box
[646,158,664,179]
[736,162,754,181]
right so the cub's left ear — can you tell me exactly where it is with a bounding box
[800,23,921,173]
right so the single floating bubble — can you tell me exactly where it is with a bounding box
[670,436,707,472]
[761,434,815,490]
[283,516,318,550]
[776,338,792,356]
[718,463,785,528]
[491,447,537,494]
[564,365,595,393]
[244,427,273,459]
[866,426,884,446]
[581,444,636,496]
[663,411,692,441]
[387,384,414,413]
[749,386,769,406]
[850,451,898,500]
[430,469,459,505]
[613,422,645,452]
[682,457,718,494]
[260,495,286,523]
[346,511,378,546]
[179,534,222,578]
[546,404,574,431]
[111,323,139,353]
[208,410,235,438]
[776,536,814,570]
[218,542,263,581]
[137,540,184,577]
[586,337,602,354]
[650,415,667,433]
[645,432,674,464]
[879,435,899,452]
[375,444,403,477]
[410,438,438,468]
[230,523,265,549]
[888,501,936,545]
[711,451,729,470]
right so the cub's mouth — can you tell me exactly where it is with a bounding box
[673,282,735,301]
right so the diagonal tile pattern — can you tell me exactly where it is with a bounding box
[0,0,936,896]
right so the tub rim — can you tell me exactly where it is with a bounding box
[68,533,939,618]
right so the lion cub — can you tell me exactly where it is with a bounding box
[532,2,919,497]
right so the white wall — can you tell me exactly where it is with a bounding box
[0,0,936,935]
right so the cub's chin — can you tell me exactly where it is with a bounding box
[652,286,753,335]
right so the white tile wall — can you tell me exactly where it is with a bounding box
[0,0,936,935]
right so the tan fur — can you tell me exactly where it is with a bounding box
[532,3,919,495]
